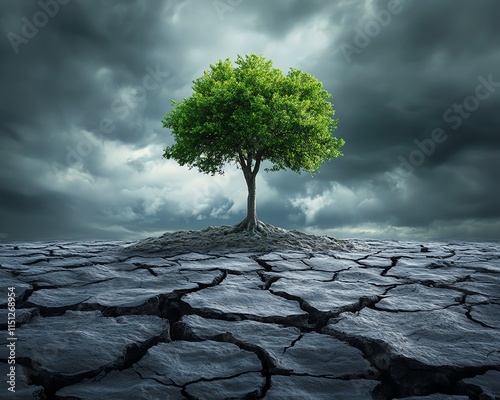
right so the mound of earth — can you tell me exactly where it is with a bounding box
[125,224,354,256]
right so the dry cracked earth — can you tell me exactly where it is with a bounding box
[0,234,499,400]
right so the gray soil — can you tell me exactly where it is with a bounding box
[125,224,354,256]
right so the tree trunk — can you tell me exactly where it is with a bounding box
[245,174,258,229]
[233,151,268,233]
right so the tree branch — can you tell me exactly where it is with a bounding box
[251,148,266,177]
[247,150,253,170]
[252,158,261,178]
[237,149,247,170]
[238,149,252,181]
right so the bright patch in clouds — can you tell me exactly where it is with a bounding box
[290,182,382,225]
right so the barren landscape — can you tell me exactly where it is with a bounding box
[1,229,499,399]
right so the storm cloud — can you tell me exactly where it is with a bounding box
[1,0,499,241]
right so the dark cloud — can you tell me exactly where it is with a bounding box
[0,0,499,242]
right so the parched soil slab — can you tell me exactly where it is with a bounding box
[55,369,182,400]
[265,375,378,399]
[182,284,308,325]
[0,311,168,376]
[134,340,262,385]
[325,306,500,368]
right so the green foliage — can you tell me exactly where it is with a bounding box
[162,54,344,176]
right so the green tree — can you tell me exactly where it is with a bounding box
[162,54,344,233]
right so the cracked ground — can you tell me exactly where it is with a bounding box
[1,239,499,399]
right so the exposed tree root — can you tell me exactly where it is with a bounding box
[231,218,275,236]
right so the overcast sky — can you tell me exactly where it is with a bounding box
[1,0,499,242]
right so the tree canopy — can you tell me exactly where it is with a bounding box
[162,54,344,232]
